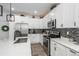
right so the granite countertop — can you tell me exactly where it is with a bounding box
[51,37,79,53]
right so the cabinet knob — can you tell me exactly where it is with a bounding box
[54,47,56,51]
[74,22,76,26]
[61,24,63,27]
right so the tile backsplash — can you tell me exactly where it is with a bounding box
[52,28,79,41]
[28,29,50,34]
[28,28,79,40]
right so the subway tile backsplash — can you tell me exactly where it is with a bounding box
[28,28,79,40]
[54,28,79,39]
[28,29,50,34]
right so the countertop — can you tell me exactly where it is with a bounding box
[0,37,31,56]
[51,37,79,53]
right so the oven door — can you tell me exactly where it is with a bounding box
[43,37,48,55]
[43,36,50,56]
[43,39,48,48]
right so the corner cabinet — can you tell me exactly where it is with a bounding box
[50,40,56,56]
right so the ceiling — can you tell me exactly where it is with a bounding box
[0,3,58,17]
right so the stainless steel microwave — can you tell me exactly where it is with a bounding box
[48,19,56,29]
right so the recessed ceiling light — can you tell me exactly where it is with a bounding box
[11,8,14,11]
[34,10,37,14]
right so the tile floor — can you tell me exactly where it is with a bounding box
[31,43,47,56]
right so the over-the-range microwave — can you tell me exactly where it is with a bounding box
[48,19,56,29]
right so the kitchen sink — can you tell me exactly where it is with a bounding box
[14,38,28,44]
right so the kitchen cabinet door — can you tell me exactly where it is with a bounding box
[55,4,64,28]
[29,22,34,29]
[50,40,56,56]
[73,4,79,28]
[41,19,47,29]
[43,19,49,29]
[33,20,39,29]
[63,4,74,28]
[39,20,44,29]
[55,43,67,56]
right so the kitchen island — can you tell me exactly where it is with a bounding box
[0,37,31,56]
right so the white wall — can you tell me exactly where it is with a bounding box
[0,12,9,40]
[0,22,9,40]
[0,12,8,22]
[15,16,44,29]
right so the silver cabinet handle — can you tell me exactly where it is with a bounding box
[54,47,56,51]
[70,49,76,54]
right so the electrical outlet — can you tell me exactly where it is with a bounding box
[67,31,69,35]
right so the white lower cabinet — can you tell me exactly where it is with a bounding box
[51,41,56,56]
[28,34,43,44]
[55,43,67,56]
[50,40,67,56]
[50,40,79,56]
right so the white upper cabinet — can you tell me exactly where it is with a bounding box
[62,3,79,28]
[15,16,45,29]
[32,19,44,29]
[54,4,64,28]
[62,4,74,28]
[49,4,79,28]
[54,4,75,28]
[73,4,79,28]
[38,19,44,29]
[50,40,56,56]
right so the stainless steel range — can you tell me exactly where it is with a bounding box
[43,30,61,56]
